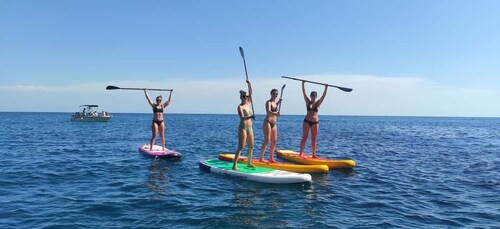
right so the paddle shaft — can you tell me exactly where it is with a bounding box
[121,87,172,91]
[281,76,353,92]
[239,47,256,117]
[106,86,172,91]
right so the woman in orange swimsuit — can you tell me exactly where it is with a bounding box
[299,81,327,158]
[144,89,172,151]
[259,88,282,163]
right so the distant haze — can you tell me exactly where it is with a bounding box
[1,74,498,117]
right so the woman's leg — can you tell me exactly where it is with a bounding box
[150,122,158,150]
[247,128,255,167]
[299,122,310,156]
[233,128,247,170]
[311,124,319,158]
[269,126,278,163]
[259,121,271,162]
[159,122,166,151]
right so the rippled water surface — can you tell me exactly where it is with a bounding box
[1,112,499,228]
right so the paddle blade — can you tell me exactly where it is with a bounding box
[106,85,120,90]
[279,84,286,98]
[337,87,353,92]
[239,46,245,58]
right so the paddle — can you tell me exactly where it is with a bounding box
[278,84,286,112]
[281,76,353,92]
[239,47,256,118]
[106,85,173,91]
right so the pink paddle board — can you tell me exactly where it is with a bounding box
[139,144,181,160]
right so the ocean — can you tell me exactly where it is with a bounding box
[0,112,499,228]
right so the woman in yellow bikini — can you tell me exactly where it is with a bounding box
[144,89,172,151]
[259,88,282,163]
[299,81,327,158]
[232,80,256,170]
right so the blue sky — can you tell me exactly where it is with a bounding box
[1,0,499,117]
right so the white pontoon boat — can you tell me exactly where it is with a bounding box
[71,105,112,122]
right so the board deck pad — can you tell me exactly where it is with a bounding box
[203,159,273,173]
[199,159,312,184]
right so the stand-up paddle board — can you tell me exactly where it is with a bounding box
[139,144,181,160]
[199,159,312,184]
[218,153,329,173]
[277,149,355,169]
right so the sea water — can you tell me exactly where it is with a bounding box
[0,112,499,228]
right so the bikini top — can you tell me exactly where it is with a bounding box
[271,105,278,112]
[242,105,252,117]
[307,104,318,112]
[153,104,164,113]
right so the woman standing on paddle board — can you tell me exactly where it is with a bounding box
[259,88,282,163]
[144,89,172,151]
[232,80,256,170]
[299,81,328,158]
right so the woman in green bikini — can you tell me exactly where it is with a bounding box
[232,80,256,170]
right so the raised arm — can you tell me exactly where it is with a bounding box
[238,105,253,120]
[316,84,328,106]
[276,98,283,115]
[302,81,310,104]
[144,89,154,106]
[163,90,173,107]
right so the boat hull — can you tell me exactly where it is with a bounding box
[71,116,112,122]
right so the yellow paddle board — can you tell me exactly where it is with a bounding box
[218,153,329,173]
[277,149,356,169]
